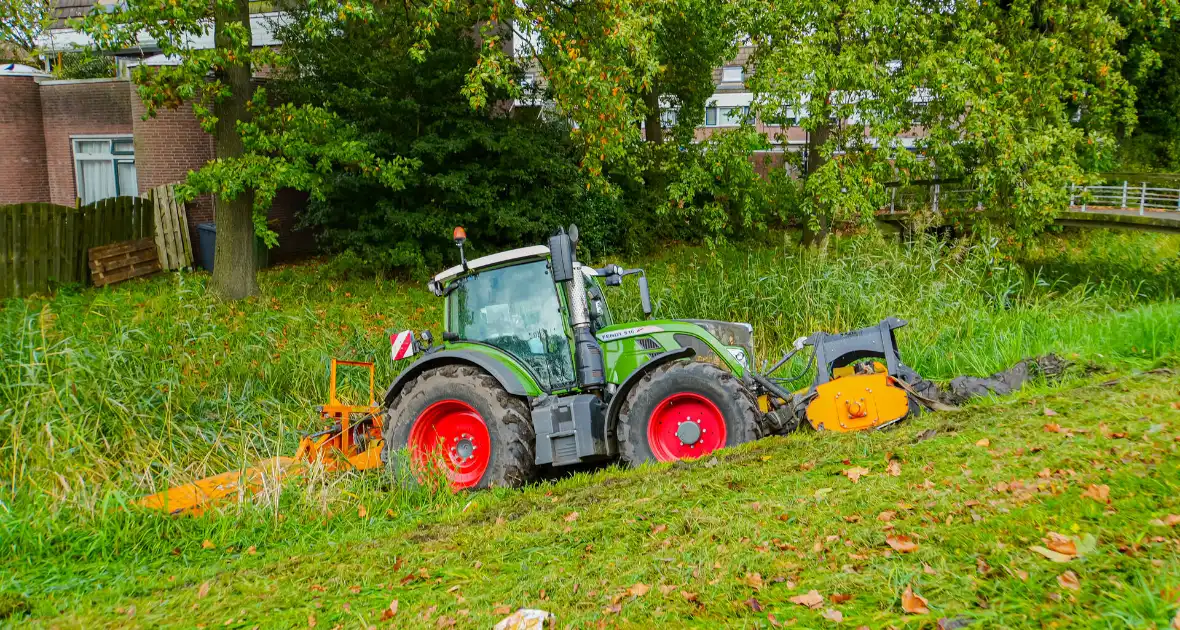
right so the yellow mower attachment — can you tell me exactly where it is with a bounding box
[138,359,385,516]
[805,371,910,432]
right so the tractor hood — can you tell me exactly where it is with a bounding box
[676,319,755,366]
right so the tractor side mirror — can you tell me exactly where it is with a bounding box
[548,229,575,282]
[638,274,652,318]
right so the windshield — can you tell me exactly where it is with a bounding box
[447,260,574,391]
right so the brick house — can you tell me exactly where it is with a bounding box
[0,4,312,265]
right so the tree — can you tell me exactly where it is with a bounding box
[744,0,1150,245]
[82,0,412,299]
[0,0,52,61]
[270,4,627,271]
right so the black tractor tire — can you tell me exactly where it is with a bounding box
[383,364,536,489]
[617,361,766,467]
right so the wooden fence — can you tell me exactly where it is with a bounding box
[0,196,155,299]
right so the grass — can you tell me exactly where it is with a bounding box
[6,368,1180,628]
[1,227,1178,626]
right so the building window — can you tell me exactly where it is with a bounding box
[704,105,750,127]
[72,136,137,204]
[722,66,743,83]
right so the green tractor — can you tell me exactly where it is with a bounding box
[382,226,916,489]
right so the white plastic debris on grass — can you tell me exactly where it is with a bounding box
[493,608,554,630]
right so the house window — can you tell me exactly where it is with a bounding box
[73,136,137,204]
[705,107,718,126]
[704,106,750,127]
[721,66,743,83]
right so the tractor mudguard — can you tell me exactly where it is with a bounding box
[604,347,696,441]
[383,349,531,407]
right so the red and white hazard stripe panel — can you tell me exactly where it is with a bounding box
[390,330,417,361]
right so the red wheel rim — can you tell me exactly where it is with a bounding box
[646,392,727,462]
[408,400,491,489]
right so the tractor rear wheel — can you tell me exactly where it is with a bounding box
[617,361,764,467]
[384,365,535,489]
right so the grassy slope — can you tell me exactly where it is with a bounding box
[12,369,1180,628]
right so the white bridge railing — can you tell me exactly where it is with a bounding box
[1069,182,1180,215]
[886,181,1180,216]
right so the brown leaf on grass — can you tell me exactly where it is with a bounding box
[658,584,676,595]
[843,466,870,483]
[1029,546,1074,563]
[246,546,256,555]
[1149,514,1180,527]
[1045,532,1078,557]
[307,613,316,628]
[878,510,896,522]
[1014,569,1029,581]
[886,460,902,477]
[349,585,362,595]
[681,591,700,603]
[789,590,824,609]
[1043,423,1061,434]
[923,563,938,575]
[381,600,399,621]
[492,605,512,615]
[357,504,368,519]
[1171,609,1180,630]
[651,524,668,535]
[197,581,211,599]
[801,461,816,471]
[309,584,326,593]
[829,593,853,604]
[901,585,929,614]
[886,535,919,553]
[1057,571,1080,591]
[976,556,991,575]
[822,609,844,623]
[745,597,763,612]
[201,539,215,550]
[975,438,990,447]
[564,511,579,522]
[742,573,764,590]
[602,603,622,615]
[1044,407,1058,417]
[1171,401,1180,411]
[768,613,782,627]
[628,582,650,598]
[1082,484,1110,504]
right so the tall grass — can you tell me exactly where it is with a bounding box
[0,230,1177,565]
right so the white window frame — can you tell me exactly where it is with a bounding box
[703,105,750,128]
[721,66,743,83]
[71,134,137,203]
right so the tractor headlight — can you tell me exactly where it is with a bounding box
[727,347,749,370]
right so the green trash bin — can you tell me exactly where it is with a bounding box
[196,223,269,272]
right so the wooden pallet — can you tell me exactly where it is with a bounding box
[149,184,194,271]
[88,237,162,287]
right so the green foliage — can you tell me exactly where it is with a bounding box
[0,0,51,58]
[271,6,627,271]
[80,0,412,245]
[1117,14,1180,170]
[50,51,116,79]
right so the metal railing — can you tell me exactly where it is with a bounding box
[885,181,1180,216]
[1069,182,1180,215]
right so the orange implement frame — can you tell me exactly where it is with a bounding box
[139,359,386,515]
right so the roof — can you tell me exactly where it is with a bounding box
[431,245,551,289]
[0,62,50,77]
[50,0,107,29]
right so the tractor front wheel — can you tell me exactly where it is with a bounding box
[617,361,764,467]
[384,365,535,490]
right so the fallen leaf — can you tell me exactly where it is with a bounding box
[768,613,782,627]
[742,573,764,590]
[1081,484,1110,504]
[349,585,362,595]
[681,591,700,603]
[602,603,621,615]
[628,582,650,598]
[197,581,211,599]
[1014,569,1029,581]
[886,535,919,553]
[1044,423,1061,434]
[492,605,512,615]
[823,609,844,623]
[829,593,852,604]
[923,563,937,575]
[564,511,579,522]
[381,600,399,621]
[309,584,326,593]
[1171,609,1179,630]
[745,597,763,612]
[658,584,676,595]
[789,590,824,609]
[878,510,897,522]
[1044,407,1058,417]
[886,460,902,477]
[1045,532,1078,557]
[201,539,215,550]
[246,546,256,555]
[800,461,816,471]
[1150,514,1180,527]
[843,466,870,483]
[901,585,929,614]
[975,438,990,447]
[651,524,668,535]
[308,613,317,628]
[1058,571,1080,591]
[1029,546,1074,563]
[357,504,368,519]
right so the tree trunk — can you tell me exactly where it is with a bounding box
[801,121,832,248]
[642,83,666,196]
[210,0,258,300]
